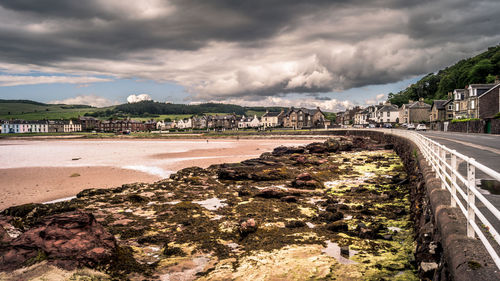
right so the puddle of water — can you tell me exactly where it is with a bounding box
[306,222,315,228]
[343,215,353,220]
[122,165,173,178]
[321,240,358,264]
[388,226,401,232]
[160,256,210,281]
[193,197,227,211]
[477,179,500,195]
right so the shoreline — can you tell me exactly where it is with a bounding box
[0,138,324,210]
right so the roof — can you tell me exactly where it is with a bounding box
[408,100,431,109]
[378,104,399,112]
[468,83,496,89]
[262,111,282,117]
[478,83,500,98]
[431,100,447,110]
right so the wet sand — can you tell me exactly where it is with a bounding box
[0,138,323,210]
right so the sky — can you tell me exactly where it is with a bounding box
[0,0,499,111]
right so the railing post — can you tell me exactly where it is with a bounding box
[450,152,457,207]
[467,160,476,238]
[440,147,446,189]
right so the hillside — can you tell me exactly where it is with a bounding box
[388,45,500,106]
[0,100,110,121]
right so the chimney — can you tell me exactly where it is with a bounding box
[409,100,414,104]
[447,92,452,99]
[419,97,424,102]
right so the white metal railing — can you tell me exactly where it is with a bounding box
[382,129,500,270]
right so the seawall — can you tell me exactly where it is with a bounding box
[331,130,500,280]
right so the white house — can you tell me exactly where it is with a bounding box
[238,115,261,128]
[63,120,82,132]
[1,120,49,134]
[376,102,399,123]
[177,118,192,129]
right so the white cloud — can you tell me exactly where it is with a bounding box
[364,93,387,106]
[49,94,119,107]
[0,75,112,87]
[127,94,152,103]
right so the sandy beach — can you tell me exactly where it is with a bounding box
[0,138,323,210]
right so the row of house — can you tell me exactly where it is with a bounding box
[1,120,81,134]
[430,82,500,123]
[339,81,500,126]
[156,107,331,130]
[1,106,332,134]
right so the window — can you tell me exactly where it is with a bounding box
[471,100,475,109]
[448,105,452,110]
[455,103,459,111]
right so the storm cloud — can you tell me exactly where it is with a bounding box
[0,0,499,100]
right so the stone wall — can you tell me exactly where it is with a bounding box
[330,130,500,281]
[431,119,500,134]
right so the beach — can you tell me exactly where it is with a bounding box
[0,138,322,210]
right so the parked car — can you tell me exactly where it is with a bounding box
[407,123,415,130]
[416,124,427,131]
[401,123,408,128]
[368,124,376,128]
[383,123,393,128]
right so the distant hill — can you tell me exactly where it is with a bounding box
[388,45,500,106]
[113,101,286,116]
[0,100,106,121]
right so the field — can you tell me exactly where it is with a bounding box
[0,102,113,120]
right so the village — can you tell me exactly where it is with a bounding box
[338,81,500,133]
[0,106,331,134]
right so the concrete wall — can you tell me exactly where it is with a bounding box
[431,119,500,134]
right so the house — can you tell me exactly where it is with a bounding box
[238,115,261,128]
[335,111,345,126]
[48,121,66,133]
[1,120,49,134]
[177,118,192,129]
[208,114,237,129]
[478,83,500,119]
[399,98,431,124]
[354,109,369,125]
[64,120,82,132]
[282,107,330,129]
[78,116,99,131]
[341,106,362,126]
[466,84,496,118]
[429,100,448,122]
[192,116,207,129]
[376,102,399,124]
[366,104,383,123]
[261,110,284,128]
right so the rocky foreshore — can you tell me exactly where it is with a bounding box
[0,136,418,280]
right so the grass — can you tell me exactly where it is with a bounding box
[0,102,114,120]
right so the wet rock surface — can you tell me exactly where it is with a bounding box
[0,136,418,280]
[0,211,116,271]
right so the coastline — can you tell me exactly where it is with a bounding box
[0,138,324,210]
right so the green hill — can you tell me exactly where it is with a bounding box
[388,45,500,106]
[0,100,111,121]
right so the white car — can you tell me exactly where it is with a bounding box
[416,124,427,131]
[407,124,415,130]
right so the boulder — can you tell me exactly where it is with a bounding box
[296,173,312,181]
[326,221,348,232]
[255,187,286,199]
[285,220,306,228]
[324,138,340,152]
[239,218,258,237]
[0,211,117,271]
[320,211,344,223]
[272,146,305,156]
[280,196,298,203]
[306,142,328,154]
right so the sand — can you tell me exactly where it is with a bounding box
[0,138,323,210]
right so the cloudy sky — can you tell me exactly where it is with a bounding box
[0,0,499,111]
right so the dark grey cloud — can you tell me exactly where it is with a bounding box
[0,0,498,99]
